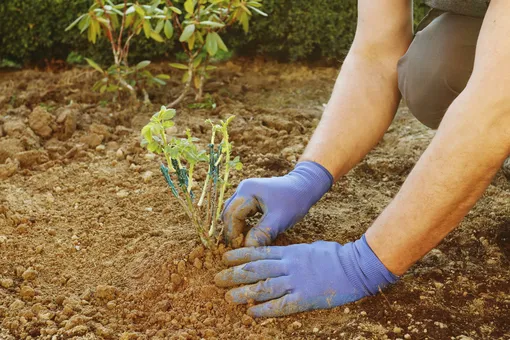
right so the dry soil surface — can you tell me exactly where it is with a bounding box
[0,60,509,339]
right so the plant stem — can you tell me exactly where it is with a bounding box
[188,163,195,194]
[168,58,193,107]
[216,134,231,221]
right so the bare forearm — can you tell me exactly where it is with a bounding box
[300,53,403,179]
[300,0,412,179]
[367,91,510,275]
[366,0,510,276]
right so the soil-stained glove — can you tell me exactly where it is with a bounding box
[215,235,398,317]
[222,161,333,247]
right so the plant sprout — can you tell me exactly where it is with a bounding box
[141,106,242,248]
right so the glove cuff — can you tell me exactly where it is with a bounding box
[292,161,333,201]
[346,234,399,296]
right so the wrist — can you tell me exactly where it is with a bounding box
[291,161,333,201]
[342,234,399,296]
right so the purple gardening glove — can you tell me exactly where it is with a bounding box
[215,234,398,317]
[222,161,333,247]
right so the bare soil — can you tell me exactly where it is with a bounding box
[0,60,509,340]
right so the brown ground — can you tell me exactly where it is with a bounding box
[0,60,509,340]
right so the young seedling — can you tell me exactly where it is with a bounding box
[141,106,242,248]
[66,0,170,103]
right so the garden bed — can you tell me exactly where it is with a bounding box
[0,60,509,339]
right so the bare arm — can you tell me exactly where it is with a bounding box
[366,0,510,275]
[301,0,413,179]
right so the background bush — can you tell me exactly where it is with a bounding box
[0,0,429,65]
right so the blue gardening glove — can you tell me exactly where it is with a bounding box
[222,161,333,247]
[214,234,398,317]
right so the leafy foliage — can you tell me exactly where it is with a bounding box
[165,0,267,105]
[1,0,431,64]
[66,0,171,101]
[141,107,241,248]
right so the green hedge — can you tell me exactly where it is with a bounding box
[0,0,429,64]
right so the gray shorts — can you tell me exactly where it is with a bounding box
[397,10,483,129]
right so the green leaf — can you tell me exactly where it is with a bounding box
[164,20,173,39]
[85,58,104,73]
[65,14,86,31]
[143,20,152,38]
[147,141,162,154]
[135,5,145,16]
[184,0,194,14]
[169,63,189,70]
[154,19,164,34]
[205,65,217,71]
[179,24,195,42]
[212,32,228,52]
[150,31,164,42]
[247,5,268,17]
[205,33,218,56]
[161,109,176,121]
[141,124,153,142]
[200,21,225,28]
[136,60,151,70]
[156,74,170,79]
[79,15,91,33]
[169,6,182,14]
[152,77,166,85]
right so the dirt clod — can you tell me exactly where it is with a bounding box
[21,268,38,281]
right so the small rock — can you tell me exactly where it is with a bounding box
[360,311,367,316]
[344,307,350,314]
[142,171,153,183]
[171,273,182,286]
[193,258,203,269]
[95,285,117,301]
[0,158,18,179]
[116,148,125,160]
[89,123,111,140]
[177,260,186,274]
[29,106,54,138]
[116,190,129,198]
[313,327,319,333]
[96,144,106,152]
[394,327,403,334]
[9,299,25,310]
[288,321,302,331]
[242,314,254,326]
[20,285,35,300]
[66,325,88,337]
[80,133,104,148]
[189,246,205,261]
[144,153,156,161]
[1,278,14,288]
[404,334,411,339]
[22,268,38,281]
[106,301,116,310]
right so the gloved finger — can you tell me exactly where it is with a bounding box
[215,260,287,288]
[222,195,259,246]
[247,293,307,318]
[226,276,291,304]
[222,246,283,266]
[244,213,282,247]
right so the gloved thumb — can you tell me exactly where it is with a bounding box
[244,214,281,247]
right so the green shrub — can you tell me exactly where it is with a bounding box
[0,0,430,64]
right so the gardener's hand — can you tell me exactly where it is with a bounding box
[222,161,333,247]
[215,235,398,317]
